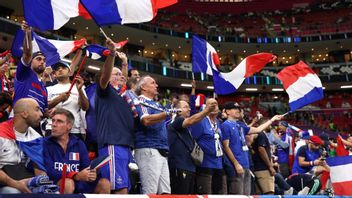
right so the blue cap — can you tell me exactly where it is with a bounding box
[300,131,310,140]
[279,121,289,127]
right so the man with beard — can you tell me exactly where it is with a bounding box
[13,21,48,113]
[46,61,88,139]
[0,98,44,193]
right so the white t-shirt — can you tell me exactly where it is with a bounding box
[294,139,307,156]
[47,83,87,134]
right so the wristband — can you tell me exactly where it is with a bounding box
[310,161,314,166]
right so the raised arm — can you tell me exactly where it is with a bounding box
[99,38,116,89]
[249,115,283,134]
[117,52,128,80]
[21,21,32,65]
[75,75,89,111]
[182,99,216,128]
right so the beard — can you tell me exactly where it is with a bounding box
[32,65,46,74]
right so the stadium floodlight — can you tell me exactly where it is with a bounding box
[87,65,100,71]
[272,88,284,92]
[181,83,192,87]
[245,88,258,91]
[341,85,352,89]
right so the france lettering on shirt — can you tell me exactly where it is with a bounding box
[54,162,79,172]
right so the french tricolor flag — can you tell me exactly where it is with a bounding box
[327,156,352,195]
[192,35,220,75]
[85,40,128,60]
[277,61,324,112]
[69,152,80,161]
[23,0,91,31]
[195,94,206,108]
[85,44,110,60]
[80,0,177,26]
[11,30,86,66]
[192,36,276,95]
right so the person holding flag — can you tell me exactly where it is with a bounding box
[95,38,135,194]
[13,21,48,113]
[221,102,283,195]
[46,61,89,139]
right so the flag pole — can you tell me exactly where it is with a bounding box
[60,164,67,194]
[282,111,290,117]
[67,54,87,94]
[99,28,109,40]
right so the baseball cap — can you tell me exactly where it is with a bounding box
[51,61,70,71]
[300,131,310,140]
[32,51,45,60]
[309,135,324,146]
[223,102,241,110]
[279,121,289,127]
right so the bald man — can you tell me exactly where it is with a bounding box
[0,98,43,193]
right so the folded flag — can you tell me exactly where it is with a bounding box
[11,29,86,66]
[327,156,352,195]
[80,0,177,26]
[31,184,60,194]
[27,175,51,188]
[277,61,324,112]
[90,154,112,170]
[23,0,91,31]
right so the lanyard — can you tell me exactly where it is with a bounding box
[207,117,223,157]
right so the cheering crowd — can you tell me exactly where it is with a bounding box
[0,21,350,195]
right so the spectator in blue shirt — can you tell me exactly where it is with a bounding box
[292,135,329,174]
[221,102,283,195]
[95,39,135,194]
[14,21,48,113]
[43,108,110,194]
[189,98,227,194]
[276,121,292,178]
[168,99,217,194]
[134,75,174,194]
